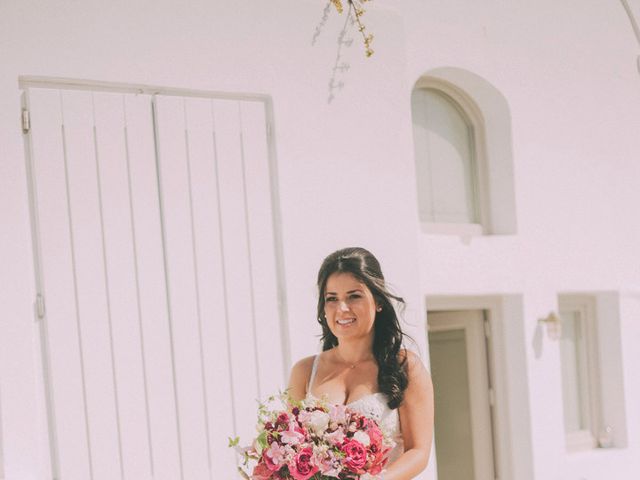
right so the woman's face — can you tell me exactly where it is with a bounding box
[323,272,379,340]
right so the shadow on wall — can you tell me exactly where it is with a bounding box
[309,1,355,103]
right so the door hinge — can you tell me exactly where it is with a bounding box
[35,293,45,320]
[22,109,31,134]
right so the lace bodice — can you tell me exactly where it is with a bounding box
[304,355,404,464]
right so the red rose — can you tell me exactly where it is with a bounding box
[276,413,289,428]
[341,439,368,474]
[368,450,388,475]
[365,420,383,450]
[288,447,318,480]
[262,449,280,472]
[252,461,273,480]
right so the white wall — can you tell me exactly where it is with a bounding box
[403,1,640,479]
[1,1,639,479]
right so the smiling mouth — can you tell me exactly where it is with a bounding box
[337,318,356,326]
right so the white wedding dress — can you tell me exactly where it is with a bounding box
[305,354,404,465]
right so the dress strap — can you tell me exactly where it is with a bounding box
[307,354,320,393]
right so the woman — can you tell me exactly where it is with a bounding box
[288,247,434,480]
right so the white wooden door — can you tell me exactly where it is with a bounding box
[24,84,286,480]
[428,310,496,480]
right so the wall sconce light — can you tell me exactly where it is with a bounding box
[539,311,562,340]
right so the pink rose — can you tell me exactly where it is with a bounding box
[288,447,319,480]
[341,439,367,474]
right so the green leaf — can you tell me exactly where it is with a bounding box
[228,436,240,448]
[237,466,251,480]
[255,430,268,455]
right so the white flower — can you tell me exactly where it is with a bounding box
[306,410,331,435]
[383,436,396,449]
[323,428,346,446]
[328,404,348,424]
[353,430,371,447]
[283,444,296,462]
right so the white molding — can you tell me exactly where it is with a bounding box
[421,221,483,237]
[558,294,601,451]
[19,76,271,103]
[20,89,59,479]
[262,96,291,380]
[566,429,598,452]
[558,292,629,451]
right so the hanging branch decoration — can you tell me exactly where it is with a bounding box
[331,0,375,57]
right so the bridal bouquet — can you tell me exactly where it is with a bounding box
[230,392,394,480]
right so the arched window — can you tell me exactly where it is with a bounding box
[411,70,518,236]
[411,85,486,232]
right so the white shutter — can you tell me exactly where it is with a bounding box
[25,84,285,480]
[411,88,478,224]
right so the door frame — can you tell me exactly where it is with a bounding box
[428,310,496,480]
[425,294,534,480]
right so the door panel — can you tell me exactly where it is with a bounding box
[429,328,475,480]
[93,92,155,479]
[25,85,284,480]
[124,93,182,480]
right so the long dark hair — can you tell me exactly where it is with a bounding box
[316,247,409,409]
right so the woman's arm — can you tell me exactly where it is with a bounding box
[286,355,315,402]
[383,349,434,480]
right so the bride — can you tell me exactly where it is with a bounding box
[288,247,434,480]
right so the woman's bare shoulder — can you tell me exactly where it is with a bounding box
[399,348,428,376]
[290,355,316,376]
[287,355,317,396]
